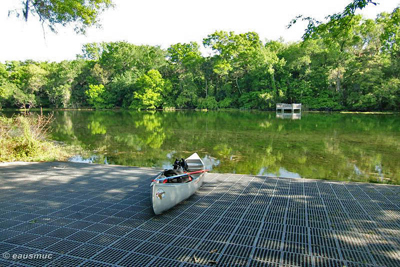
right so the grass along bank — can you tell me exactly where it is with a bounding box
[0,114,72,162]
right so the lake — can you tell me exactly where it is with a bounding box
[47,110,400,184]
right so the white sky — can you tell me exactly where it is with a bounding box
[0,0,399,62]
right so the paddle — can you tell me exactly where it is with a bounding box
[150,170,164,181]
[154,169,209,183]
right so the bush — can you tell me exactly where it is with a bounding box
[218,97,233,108]
[0,114,69,162]
[85,84,114,109]
[197,96,219,110]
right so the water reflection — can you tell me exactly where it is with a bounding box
[69,155,109,164]
[375,164,384,182]
[161,154,220,171]
[276,113,302,120]
[257,167,301,178]
[202,155,221,171]
[48,110,400,184]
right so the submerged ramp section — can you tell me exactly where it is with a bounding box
[0,162,400,266]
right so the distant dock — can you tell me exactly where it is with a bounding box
[1,162,399,266]
[276,103,302,119]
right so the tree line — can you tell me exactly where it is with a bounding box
[1,7,399,111]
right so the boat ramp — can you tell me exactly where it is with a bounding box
[1,162,399,266]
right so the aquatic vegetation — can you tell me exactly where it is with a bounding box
[0,114,70,162]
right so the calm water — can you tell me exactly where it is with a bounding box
[47,110,400,184]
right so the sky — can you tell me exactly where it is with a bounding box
[0,0,399,62]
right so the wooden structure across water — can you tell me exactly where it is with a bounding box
[276,103,302,119]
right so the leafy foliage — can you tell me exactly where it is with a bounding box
[10,0,114,34]
[0,114,69,162]
[288,0,377,40]
[1,6,400,111]
[85,84,112,109]
[129,70,165,110]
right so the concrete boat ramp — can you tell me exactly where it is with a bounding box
[0,162,400,267]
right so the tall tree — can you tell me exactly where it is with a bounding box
[129,70,166,110]
[289,0,377,40]
[167,42,205,108]
[6,61,48,109]
[203,31,264,96]
[98,42,166,77]
[44,60,84,108]
[0,63,16,108]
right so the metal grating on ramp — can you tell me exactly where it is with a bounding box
[0,162,400,266]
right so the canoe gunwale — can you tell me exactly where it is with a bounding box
[152,169,207,183]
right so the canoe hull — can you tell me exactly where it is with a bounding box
[151,173,204,215]
[151,153,205,215]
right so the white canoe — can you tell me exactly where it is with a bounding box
[151,153,205,215]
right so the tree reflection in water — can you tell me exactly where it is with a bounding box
[49,110,400,184]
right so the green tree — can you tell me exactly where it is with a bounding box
[0,63,16,108]
[7,62,48,109]
[11,0,114,34]
[129,70,165,110]
[44,60,84,108]
[203,31,284,108]
[107,71,139,108]
[289,0,377,40]
[98,42,166,77]
[85,84,112,109]
[78,42,106,60]
[167,42,205,108]
[379,7,400,81]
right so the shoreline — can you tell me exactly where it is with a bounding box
[1,108,398,114]
[1,160,397,186]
